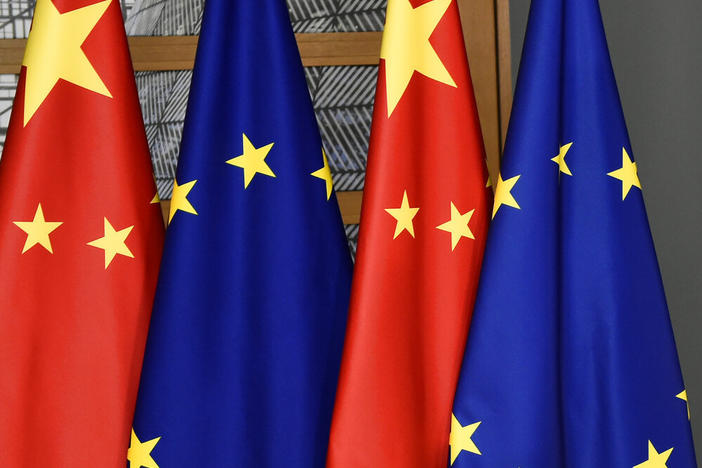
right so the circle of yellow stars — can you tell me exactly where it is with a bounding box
[449,143,686,466]
[165,132,337,226]
[486,142,646,225]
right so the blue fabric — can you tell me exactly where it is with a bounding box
[450,0,696,466]
[131,0,352,466]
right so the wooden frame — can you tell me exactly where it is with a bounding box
[0,3,512,227]
[0,33,382,73]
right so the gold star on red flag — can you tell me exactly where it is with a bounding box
[385,190,420,239]
[436,202,475,251]
[380,0,456,117]
[22,0,112,126]
[13,203,63,254]
[87,218,135,269]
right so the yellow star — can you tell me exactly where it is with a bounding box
[13,203,63,254]
[492,173,521,218]
[150,193,160,204]
[86,217,134,269]
[449,414,481,465]
[385,190,420,239]
[607,148,642,200]
[22,0,112,126]
[551,142,574,176]
[226,133,276,188]
[168,178,198,224]
[311,148,334,200]
[633,440,673,468]
[436,202,475,251]
[380,0,456,117]
[127,428,161,468]
[677,390,691,420]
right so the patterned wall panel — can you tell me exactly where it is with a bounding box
[0,0,387,255]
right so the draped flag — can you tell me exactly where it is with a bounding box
[327,0,491,466]
[449,0,696,466]
[130,0,352,466]
[0,0,164,466]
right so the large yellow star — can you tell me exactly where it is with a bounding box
[677,390,691,420]
[311,148,334,200]
[226,133,276,189]
[449,414,481,465]
[13,203,63,254]
[607,148,642,200]
[127,428,161,468]
[22,0,112,126]
[633,440,673,468]
[380,0,456,117]
[168,178,198,224]
[86,217,134,269]
[436,202,475,251]
[492,173,521,218]
[385,190,420,239]
[551,142,574,176]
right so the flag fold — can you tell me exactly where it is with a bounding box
[131,0,352,466]
[450,0,696,466]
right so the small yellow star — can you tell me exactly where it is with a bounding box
[436,202,475,251]
[449,414,481,465]
[168,178,198,224]
[492,173,521,218]
[22,0,112,126]
[13,203,63,254]
[380,0,456,117]
[385,190,420,239]
[551,142,574,176]
[311,148,334,200]
[677,390,691,420]
[226,133,276,188]
[607,148,641,200]
[150,193,160,204]
[86,217,134,269]
[633,440,673,468]
[127,428,161,468]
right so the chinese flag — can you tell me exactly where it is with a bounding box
[0,0,163,466]
[327,0,491,466]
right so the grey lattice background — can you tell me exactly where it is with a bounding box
[0,0,387,256]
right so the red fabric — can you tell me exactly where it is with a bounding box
[0,1,163,466]
[327,3,491,467]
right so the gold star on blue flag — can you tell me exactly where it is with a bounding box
[131,1,352,466]
[450,0,696,466]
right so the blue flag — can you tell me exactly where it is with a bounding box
[449,0,696,466]
[129,0,352,466]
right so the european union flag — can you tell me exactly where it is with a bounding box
[129,0,352,466]
[449,0,696,466]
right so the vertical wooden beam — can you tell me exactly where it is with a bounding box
[457,0,502,181]
[495,0,513,147]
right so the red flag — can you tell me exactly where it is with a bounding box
[327,0,491,466]
[0,0,163,465]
